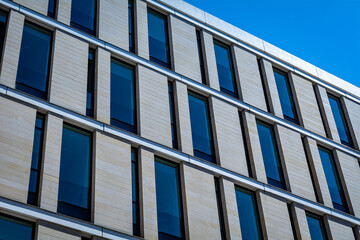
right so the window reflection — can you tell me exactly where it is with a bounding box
[71,0,97,35]
[306,212,327,240]
[0,214,34,240]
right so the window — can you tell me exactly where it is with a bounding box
[256,120,286,189]
[128,0,135,53]
[168,81,178,149]
[188,91,215,163]
[213,40,237,97]
[58,124,92,221]
[273,68,298,124]
[86,49,95,117]
[110,59,137,133]
[16,22,52,100]
[257,58,271,112]
[196,30,206,84]
[148,8,170,68]
[48,0,57,18]
[214,178,226,240]
[28,114,45,206]
[70,0,97,35]
[239,111,252,177]
[318,146,348,212]
[328,94,353,147]
[235,187,262,240]
[131,148,140,236]
[306,212,328,240]
[155,158,184,240]
[0,10,7,64]
[0,214,34,240]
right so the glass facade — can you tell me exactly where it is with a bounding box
[58,124,92,221]
[188,91,215,163]
[48,0,57,18]
[86,49,95,117]
[0,10,7,64]
[196,30,206,84]
[16,22,52,100]
[131,148,140,236]
[110,58,137,133]
[71,0,97,35]
[0,214,34,240]
[128,0,135,53]
[306,212,327,240]
[168,81,178,149]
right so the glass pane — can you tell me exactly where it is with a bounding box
[71,0,96,34]
[58,124,91,209]
[214,40,237,96]
[148,9,170,67]
[28,170,38,193]
[0,215,33,240]
[155,159,183,239]
[188,92,214,162]
[235,187,261,240]
[0,11,7,63]
[48,0,56,18]
[273,69,297,122]
[17,22,52,98]
[306,213,327,240]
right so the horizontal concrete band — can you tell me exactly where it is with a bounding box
[0,84,359,228]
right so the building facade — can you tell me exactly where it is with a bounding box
[0,0,359,239]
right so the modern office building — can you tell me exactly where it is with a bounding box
[0,0,359,239]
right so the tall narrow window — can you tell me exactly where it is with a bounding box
[239,112,252,177]
[110,59,136,133]
[0,11,7,64]
[168,81,178,149]
[273,68,298,124]
[256,120,286,189]
[0,214,34,240]
[328,94,353,147]
[155,158,184,240]
[214,178,226,240]
[213,40,237,97]
[86,49,95,117]
[196,30,206,84]
[28,114,45,206]
[58,124,92,221]
[257,58,271,112]
[16,22,52,100]
[71,0,97,35]
[188,91,215,163]
[318,146,348,212]
[306,212,328,240]
[128,0,135,53]
[131,148,140,236]
[235,187,262,240]
[48,0,57,18]
[148,8,170,68]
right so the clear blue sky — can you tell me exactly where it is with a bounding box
[184,0,360,88]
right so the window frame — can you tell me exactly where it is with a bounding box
[0,213,35,240]
[128,0,135,53]
[86,48,96,117]
[305,212,329,240]
[168,80,179,149]
[0,10,8,67]
[70,0,98,36]
[196,29,207,85]
[47,0,57,18]
[131,147,140,236]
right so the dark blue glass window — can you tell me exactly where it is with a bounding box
[235,187,262,240]
[110,59,136,133]
[0,11,7,64]
[328,94,353,147]
[214,178,226,240]
[188,91,215,163]
[256,120,285,189]
[131,148,140,236]
[306,212,327,240]
[273,68,298,124]
[148,8,170,68]
[28,114,45,206]
[58,124,92,221]
[196,30,206,84]
[318,146,348,212]
[86,49,95,117]
[129,0,135,53]
[16,22,52,100]
[155,158,184,240]
[48,0,57,18]
[0,214,34,240]
[213,40,237,97]
[168,81,178,149]
[71,0,97,35]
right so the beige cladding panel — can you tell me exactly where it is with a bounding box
[50,30,88,115]
[14,0,48,15]
[99,0,128,50]
[37,222,81,240]
[170,15,201,82]
[328,218,355,240]
[202,31,219,91]
[0,96,36,203]
[94,131,132,234]
[57,0,71,25]
[278,125,316,201]
[183,164,221,239]
[0,10,24,88]
[139,66,172,147]
[136,0,149,59]
[212,97,248,176]
[292,73,326,137]
[344,98,360,148]
[234,46,267,111]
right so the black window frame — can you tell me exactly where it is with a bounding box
[70,0,98,36]
[86,48,95,117]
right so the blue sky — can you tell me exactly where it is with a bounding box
[184,0,360,88]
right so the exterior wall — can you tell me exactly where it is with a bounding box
[99,0,128,50]
[328,217,355,240]
[170,15,201,82]
[50,30,88,115]
[212,97,248,176]
[138,66,172,147]
[183,164,221,239]
[14,0,48,15]
[233,46,267,111]
[40,113,63,212]
[57,0,71,25]
[0,10,24,88]
[136,0,149,59]
[202,30,219,91]
[343,98,360,148]
[292,73,326,137]
[37,221,81,240]
[0,96,35,203]
[94,131,132,234]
